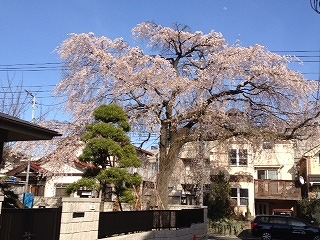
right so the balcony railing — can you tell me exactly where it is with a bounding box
[254,180,301,200]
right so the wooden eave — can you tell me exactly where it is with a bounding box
[0,112,61,142]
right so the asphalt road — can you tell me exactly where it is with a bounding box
[208,235,259,240]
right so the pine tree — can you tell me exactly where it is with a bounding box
[67,104,142,210]
[206,171,234,220]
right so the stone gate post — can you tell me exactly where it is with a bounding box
[59,197,101,240]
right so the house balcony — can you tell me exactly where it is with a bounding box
[309,175,320,186]
[254,179,301,200]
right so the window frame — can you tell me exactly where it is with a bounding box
[257,169,278,180]
[231,187,249,206]
[229,148,248,166]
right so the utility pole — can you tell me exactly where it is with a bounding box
[25,90,36,123]
[25,90,36,193]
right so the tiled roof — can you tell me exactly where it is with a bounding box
[6,162,47,176]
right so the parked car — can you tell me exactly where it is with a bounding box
[251,215,320,240]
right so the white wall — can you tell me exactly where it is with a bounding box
[253,141,295,180]
[42,162,84,197]
[44,175,82,197]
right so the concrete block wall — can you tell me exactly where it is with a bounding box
[59,197,101,240]
[33,196,62,208]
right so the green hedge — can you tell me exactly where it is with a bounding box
[208,219,249,236]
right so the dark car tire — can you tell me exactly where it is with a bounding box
[313,235,320,240]
[261,231,272,240]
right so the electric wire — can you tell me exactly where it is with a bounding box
[1,50,319,146]
[0,50,319,110]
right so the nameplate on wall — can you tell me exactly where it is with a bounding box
[73,212,85,218]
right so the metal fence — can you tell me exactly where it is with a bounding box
[98,208,204,238]
[0,207,62,240]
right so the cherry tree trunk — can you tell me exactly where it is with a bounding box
[156,124,190,209]
[156,151,175,209]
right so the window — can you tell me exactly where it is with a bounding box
[231,188,249,206]
[229,149,237,165]
[229,149,248,166]
[257,170,278,180]
[256,216,270,223]
[55,186,69,197]
[288,218,306,227]
[262,141,274,149]
[270,217,287,224]
[55,183,71,197]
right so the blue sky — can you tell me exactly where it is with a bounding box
[0,1,319,124]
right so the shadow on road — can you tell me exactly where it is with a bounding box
[208,229,259,240]
[237,229,259,239]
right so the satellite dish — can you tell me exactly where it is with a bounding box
[299,176,305,185]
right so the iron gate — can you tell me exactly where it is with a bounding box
[0,207,62,240]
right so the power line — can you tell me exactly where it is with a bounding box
[0,62,61,67]
[0,50,318,94]
[0,50,318,68]
[0,68,65,72]
[272,50,320,53]
[291,60,320,63]
[0,90,53,94]
[0,84,57,88]
[294,55,320,58]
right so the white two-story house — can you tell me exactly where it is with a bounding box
[177,138,301,216]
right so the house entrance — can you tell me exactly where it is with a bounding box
[256,202,269,215]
